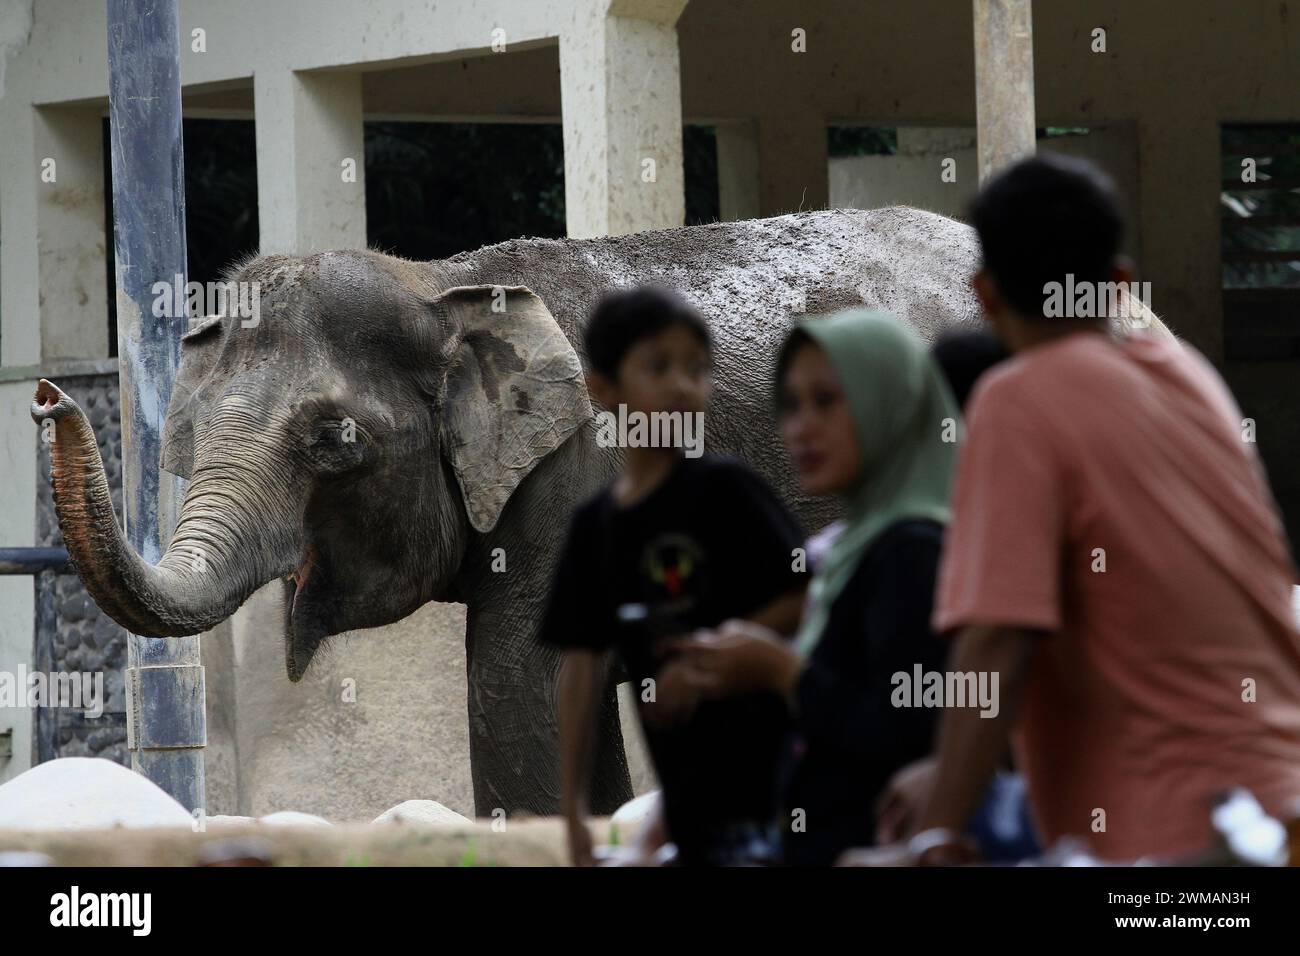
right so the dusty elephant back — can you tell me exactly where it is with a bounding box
[437,207,985,532]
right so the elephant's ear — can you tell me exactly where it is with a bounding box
[161,315,224,479]
[433,285,592,534]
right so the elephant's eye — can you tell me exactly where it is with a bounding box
[310,424,344,447]
[308,419,359,444]
[305,420,367,473]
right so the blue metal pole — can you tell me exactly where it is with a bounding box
[106,0,206,813]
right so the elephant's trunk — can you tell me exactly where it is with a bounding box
[31,379,287,637]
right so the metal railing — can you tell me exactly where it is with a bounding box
[0,548,73,576]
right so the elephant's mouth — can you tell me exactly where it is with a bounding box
[282,545,330,683]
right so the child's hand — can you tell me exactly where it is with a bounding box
[875,755,940,844]
[838,828,978,867]
[642,657,706,729]
[668,620,803,699]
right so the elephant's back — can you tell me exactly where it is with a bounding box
[444,207,982,342]
[442,207,983,534]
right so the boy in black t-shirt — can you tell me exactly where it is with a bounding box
[541,287,807,866]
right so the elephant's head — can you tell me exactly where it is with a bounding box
[33,251,592,680]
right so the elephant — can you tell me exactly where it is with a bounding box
[31,206,1167,818]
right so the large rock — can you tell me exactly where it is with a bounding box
[372,800,472,827]
[257,811,332,827]
[0,758,193,830]
[203,811,333,828]
[204,815,255,827]
[610,790,660,840]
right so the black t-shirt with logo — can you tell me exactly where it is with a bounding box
[540,453,806,854]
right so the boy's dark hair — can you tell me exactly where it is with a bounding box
[968,154,1125,320]
[773,327,814,402]
[583,286,712,379]
[931,328,1011,411]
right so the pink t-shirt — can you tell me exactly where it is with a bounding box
[934,330,1300,861]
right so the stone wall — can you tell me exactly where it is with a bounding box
[33,372,129,765]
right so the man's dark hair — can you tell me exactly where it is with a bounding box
[583,286,712,378]
[968,154,1125,320]
[931,328,1010,411]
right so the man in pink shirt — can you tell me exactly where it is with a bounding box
[876,155,1300,863]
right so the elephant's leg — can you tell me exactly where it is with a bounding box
[465,607,632,818]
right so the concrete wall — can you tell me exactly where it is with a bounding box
[203,588,654,818]
[207,589,475,818]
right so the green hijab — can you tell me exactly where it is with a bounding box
[782,309,960,657]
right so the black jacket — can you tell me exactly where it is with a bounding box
[780,519,949,867]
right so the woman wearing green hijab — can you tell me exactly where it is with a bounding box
[670,308,959,866]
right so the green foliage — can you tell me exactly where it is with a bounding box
[365,122,568,261]
[183,119,261,285]
[1221,124,1300,289]
[457,840,478,867]
[828,126,897,157]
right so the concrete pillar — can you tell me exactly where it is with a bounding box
[758,111,828,216]
[972,0,1036,183]
[559,0,688,239]
[716,121,759,221]
[254,70,367,254]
